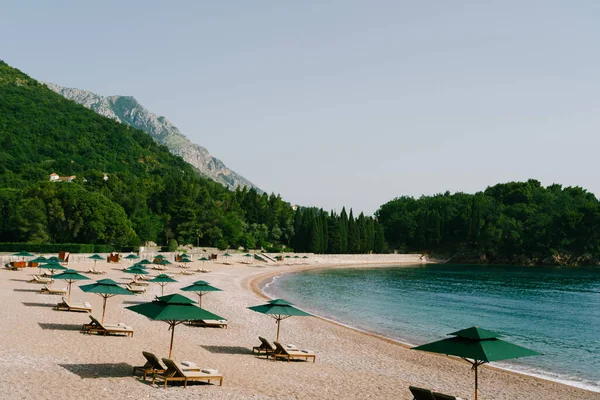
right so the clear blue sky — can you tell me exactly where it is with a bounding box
[3,1,600,214]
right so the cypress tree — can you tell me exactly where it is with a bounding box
[340,207,348,253]
[347,209,358,253]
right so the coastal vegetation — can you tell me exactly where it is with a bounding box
[376,180,600,265]
[0,61,382,253]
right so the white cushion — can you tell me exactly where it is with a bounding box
[201,369,219,375]
[181,361,197,367]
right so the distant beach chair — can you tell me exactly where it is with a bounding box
[55,297,92,313]
[40,285,67,295]
[252,336,275,358]
[179,270,195,275]
[83,315,134,337]
[129,279,149,286]
[187,319,228,329]
[29,275,53,284]
[133,351,166,380]
[126,284,146,294]
[152,358,223,388]
[273,341,316,363]
[87,267,106,274]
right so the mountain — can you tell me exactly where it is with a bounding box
[45,82,259,192]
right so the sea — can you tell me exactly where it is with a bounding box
[263,263,600,393]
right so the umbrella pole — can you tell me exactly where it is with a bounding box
[101,296,107,324]
[198,293,203,308]
[67,281,72,303]
[169,323,176,358]
[161,284,165,296]
[475,363,479,400]
[276,318,281,342]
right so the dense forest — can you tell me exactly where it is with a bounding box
[0,60,382,253]
[376,179,600,265]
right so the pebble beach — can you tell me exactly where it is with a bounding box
[1,253,598,400]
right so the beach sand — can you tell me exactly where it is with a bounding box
[1,255,598,400]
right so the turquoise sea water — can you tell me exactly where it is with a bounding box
[264,264,600,392]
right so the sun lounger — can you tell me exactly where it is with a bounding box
[40,285,67,295]
[87,268,106,274]
[83,315,134,337]
[55,297,92,313]
[126,284,146,294]
[29,275,53,284]
[196,268,212,273]
[273,341,316,363]
[133,351,166,380]
[152,358,223,388]
[252,336,275,358]
[187,319,228,329]
[130,280,149,286]
[179,270,195,275]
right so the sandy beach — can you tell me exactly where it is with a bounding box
[1,254,598,400]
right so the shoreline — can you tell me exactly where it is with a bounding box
[247,261,600,395]
[2,254,598,399]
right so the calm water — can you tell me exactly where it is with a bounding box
[264,264,600,392]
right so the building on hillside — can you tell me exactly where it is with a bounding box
[49,173,76,182]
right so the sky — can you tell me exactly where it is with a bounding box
[2,1,600,214]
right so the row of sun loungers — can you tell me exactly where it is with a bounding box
[132,351,223,388]
[409,386,464,400]
[126,284,146,294]
[87,267,106,274]
[186,319,228,329]
[82,315,134,337]
[252,336,316,362]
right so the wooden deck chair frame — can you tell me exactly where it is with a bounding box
[273,341,316,363]
[133,351,166,380]
[152,358,223,388]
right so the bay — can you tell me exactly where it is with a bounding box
[264,264,600,392]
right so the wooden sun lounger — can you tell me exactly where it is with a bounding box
[126,284,146,294]
[130,280,149,286]
[29,275,53,284]
[40,285,67,295]
[252,336,275,358]
[83,315,134,337]
[87,268,107,274]
[55,297,92,313]
[273,341,316,363]
[152,358,223,388]
[187,319,228,329]
[133,351,166,380]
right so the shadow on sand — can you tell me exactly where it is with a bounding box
[22,302,54,308]
[13,288,41,293]
[201,345,251,355]
[38,323,82,331]
[60,362,133,379]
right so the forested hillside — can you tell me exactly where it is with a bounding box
[0,60,383,253]
[376,180,600,265]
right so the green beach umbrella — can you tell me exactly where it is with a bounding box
[30,256,47,263]
[284,255,291,259]
[158,259,172,266]
[244,253,252,257]
[124,265,149,280]
[412,326,541,400]
[52,269,90,302]
[139,259,152,265]
[223,253,232,257]
[126,293,225,358]
[38,261,67,277]
[302,256,308,259]
[180,280,222,308]
[79,279,133,323]
[293,256,300,259]
[149,274,178,296]
[13,251,34,259]
[88,254,104,268]
[248,298,312,342]
[124,254,140,263]
[47,256,62,263]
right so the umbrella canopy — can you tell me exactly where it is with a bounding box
[53,269,90,302]
[158,259,172,265]
[30,256,47,263]
[199,256,209,262]
[248,298,312,341]
[179,257,192,263]
[302,256,308,258]
[180,280,222,308]
[13,251,34,258]
[244,253,252,257]
[126,293,224,357]
[154,254,166,260]
[139,259,152,265]
[124,254,140,260]
[38,261,67,275]
[412,326,540,400]
[47,256,62,263]
[149,274,178,296]
[88,254,104,268]
[79,279,133,323]
[124,265,150,279]
[223,253,232,257]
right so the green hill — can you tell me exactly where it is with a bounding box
[0,60,290,248]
